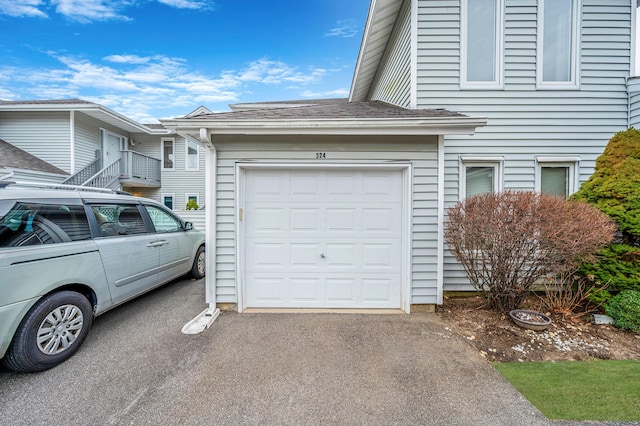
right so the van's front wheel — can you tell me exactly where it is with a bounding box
[2,291,93,373]
[189,245,206,279]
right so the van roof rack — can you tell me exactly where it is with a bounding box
[0,180,132,195]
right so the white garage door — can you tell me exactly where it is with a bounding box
[244,168,403,309]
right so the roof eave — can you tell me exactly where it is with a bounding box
[349,0,404,102]
[161,116,488,136]
[0,102,170,135]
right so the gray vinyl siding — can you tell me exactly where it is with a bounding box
[211,136,440,305]
[398,0,634,291]
[74,113,104,171]
[628,77,640,128]
[0,111,71,173]
[369,0,412,108]
[133,135,206,211]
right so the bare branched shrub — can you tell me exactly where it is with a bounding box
[538,270,609,318]
[444,191,616,312]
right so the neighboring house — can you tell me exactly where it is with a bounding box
[162,0,637,314]
[0,100,206,227]
[0,138,68,183]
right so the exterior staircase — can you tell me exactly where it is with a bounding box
[62,151,161,191]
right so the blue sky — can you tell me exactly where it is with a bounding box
[0,0,370,123]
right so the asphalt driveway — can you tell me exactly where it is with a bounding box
[0,278,553,425]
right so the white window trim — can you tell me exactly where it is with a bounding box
[460,0,505,89]
[161,138,175,171]
[185,139,200,171]
[536,0,581,90]
[535,157,580,196]
[185,193,200,209]
[161,193,175,210]
[459,156,504,200]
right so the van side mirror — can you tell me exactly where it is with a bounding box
[184,222,193,231]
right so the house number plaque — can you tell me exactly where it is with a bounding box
[315,152,326,159]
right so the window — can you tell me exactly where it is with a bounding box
[162,194,174,210]
[185,140,200,171]
[91,205,148,237]
[161,138,175,171]
[185,193,199,210]
[144,205,182,233]
[460,158,503,199]
[0,202,91,247]
[536,158,579,198]
[461,0,504,88]
[537,0,579,88]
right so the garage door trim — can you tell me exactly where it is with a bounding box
[235,162,412,313]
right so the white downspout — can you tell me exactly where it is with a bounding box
[70,111,76,174]
[180,128,220,334]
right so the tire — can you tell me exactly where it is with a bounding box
[189,245,206,279]
[2,291,93,373]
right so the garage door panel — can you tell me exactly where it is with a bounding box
[249,277,286,304]
[362,243,399,269]
[290,278,322,302]
[326,278,357,302]
[362,206,401,234]
[246,242,286,268]
[250,207,286,233]
[289,243,322,267]
[244,168,403,309]
[325,243,357,268]
[325,208,356,233]
[290,208,322,233]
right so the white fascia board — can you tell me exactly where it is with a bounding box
[164,116,488,136]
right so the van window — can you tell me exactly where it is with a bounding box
[144,205,182,233]
[91,205,148,237]
[0,202,91,247]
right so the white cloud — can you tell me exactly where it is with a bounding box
[51,0,132,23]
[104,55,152,65]
[235,59,326,85]
[0,0,214,21]
[156,0,214,10]
[325,19,360,38]
[0,53,345,120]
[0,0,47,18]
[300,88,349,98]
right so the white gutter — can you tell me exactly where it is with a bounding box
[180,128,220,334]
[162,117,488,137]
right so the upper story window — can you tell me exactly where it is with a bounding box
[161,138,175,171]
[537,0,579,89]
[536,157,579,198]
[185,140,199,171]
[460,157,504,200]
[461,0,504,89]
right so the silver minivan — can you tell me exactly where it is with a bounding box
[0,183,205,372]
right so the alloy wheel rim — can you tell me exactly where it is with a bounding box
[36,305,84,355]
[197,252,206,275]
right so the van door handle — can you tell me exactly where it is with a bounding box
[147,240,168,247]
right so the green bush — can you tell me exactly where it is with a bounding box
[572,128,640,246]
[578,244,640,300]
[605,290,640,333]
[185,199,199,210]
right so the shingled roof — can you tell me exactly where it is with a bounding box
[161,98,487,138]
[186,98,466,121]
[0,139,67,175]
